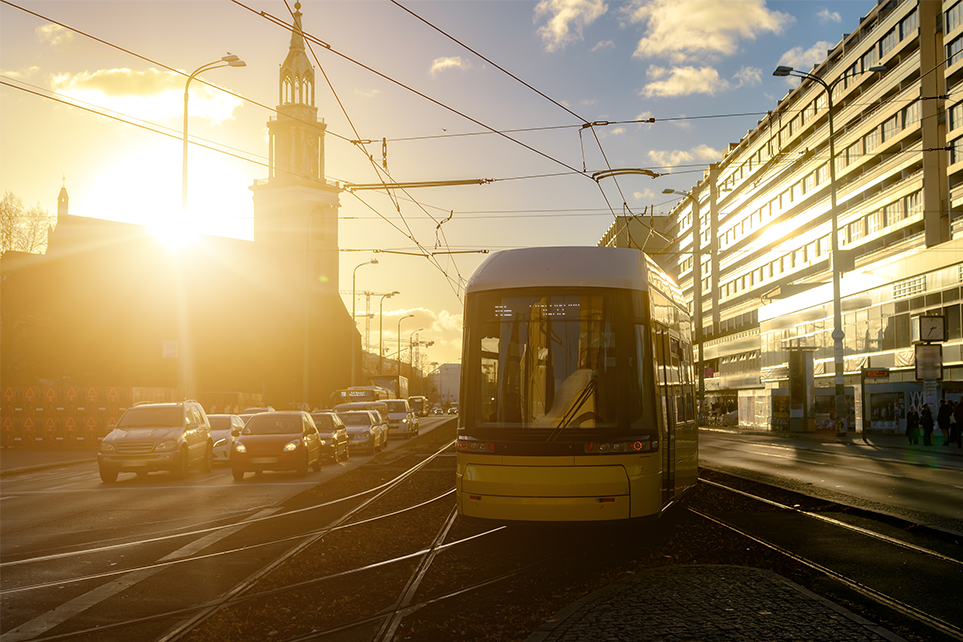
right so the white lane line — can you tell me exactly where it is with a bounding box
[0,507,278,642]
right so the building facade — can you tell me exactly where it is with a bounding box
[611,0,963,434]
[0,3,359,417]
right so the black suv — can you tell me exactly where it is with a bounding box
[98,400,213,483]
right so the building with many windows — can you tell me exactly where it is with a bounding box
[610,0,963,435]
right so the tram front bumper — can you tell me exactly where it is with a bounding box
[457,463,637,521]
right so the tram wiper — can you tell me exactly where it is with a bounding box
[547,374,597,441]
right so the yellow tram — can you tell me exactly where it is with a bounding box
[456,247,698,522]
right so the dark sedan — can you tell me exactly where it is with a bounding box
[310,412,349,463]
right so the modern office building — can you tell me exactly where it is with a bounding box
[616,0,963,434]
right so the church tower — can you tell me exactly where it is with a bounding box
[251,1,341,295]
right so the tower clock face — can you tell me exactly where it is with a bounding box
[919,316,945,342]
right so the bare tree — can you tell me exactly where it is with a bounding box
[1,191,55,255]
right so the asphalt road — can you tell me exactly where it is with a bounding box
[699,430,963,534]
[0,416,452,642]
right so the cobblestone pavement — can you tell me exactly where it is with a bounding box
[525,565,908,642]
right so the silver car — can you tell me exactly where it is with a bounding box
[208,414,246,464]
[98,400,213,482]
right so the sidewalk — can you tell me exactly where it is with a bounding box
[709,425,963,457]
[0,446,97,476]
[526,565,908,642]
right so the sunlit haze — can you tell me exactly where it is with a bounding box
[0,0,872,366]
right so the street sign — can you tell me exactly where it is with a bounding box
[865,368,889,378]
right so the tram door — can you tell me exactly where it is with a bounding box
[652,325,677,501]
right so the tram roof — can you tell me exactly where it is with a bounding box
[466,246,683,303]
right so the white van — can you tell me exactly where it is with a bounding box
[385,399,418,439]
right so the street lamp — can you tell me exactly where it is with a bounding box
[772,63,885,434]
[351,258,378,384]
[663,187,704,422]
[379,291,400,374]
[397,314,414,375]
[182,54,245,211]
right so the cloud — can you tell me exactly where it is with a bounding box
[648,144,721,168]
[624,0,793,63]
[733,66,762,87]
[591,40,615,52]
[50,68,242,123]
[429,56,472,77]
[36,24,74,47]
[634,188,656,200]
[534,0,608,52]
[641,66,728,97]
[1,66,41,80]
[640,65,761,97]
[817,8,841,23]
[356,88,382,98]
[778,41,834,75]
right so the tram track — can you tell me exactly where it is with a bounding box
[691,473,963,642]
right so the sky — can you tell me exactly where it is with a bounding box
[0,0,874,369]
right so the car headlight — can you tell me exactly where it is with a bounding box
[100,442,116,453]
[401,418,408,424]
[154,440,177,452]
[213,438,227,448]
[318,439,327,446]
[283,439,301,452]
[234,442,247,453]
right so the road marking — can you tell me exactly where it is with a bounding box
[0,507,279,642]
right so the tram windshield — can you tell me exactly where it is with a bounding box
[465,290,645,435]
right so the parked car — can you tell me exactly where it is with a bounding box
[310,411,349,463]
[336,410,384,454]
[231,411,322,481]
[97,400,213,483]
[208,414,246,464]
[385,399,418,439]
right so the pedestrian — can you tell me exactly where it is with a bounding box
[921,403,935,446]
[937,399,953,446]
[906,405,920,445]
[952,400,963,448]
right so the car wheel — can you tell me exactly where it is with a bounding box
[342,444,349,460]
[312,450,322,472]
[297,451,309,477]
[99,467,118,483]
[199,443,213,473]
[171,448,189,479]
[232,468,245,481]
[333,446,341,463]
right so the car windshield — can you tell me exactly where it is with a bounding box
[386,401,406,412]
[117,406,182,429]
[243,415,303,435]
[208,416,232,431]
[311,414,335,431]
[338,413,371,427]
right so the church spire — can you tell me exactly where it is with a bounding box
[279,1,314,108]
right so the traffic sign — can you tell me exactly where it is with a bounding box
[45,387,57,402]
[66,387,77,403]
[86,387,98,402]
[3,387,13,402]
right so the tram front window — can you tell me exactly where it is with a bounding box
[469,291,644,434]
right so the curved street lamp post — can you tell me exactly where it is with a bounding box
[663,188,704,421]
[183,54,245,211]
[351,259,378,384]
[772,64,885,434]
[379,291,400,374]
